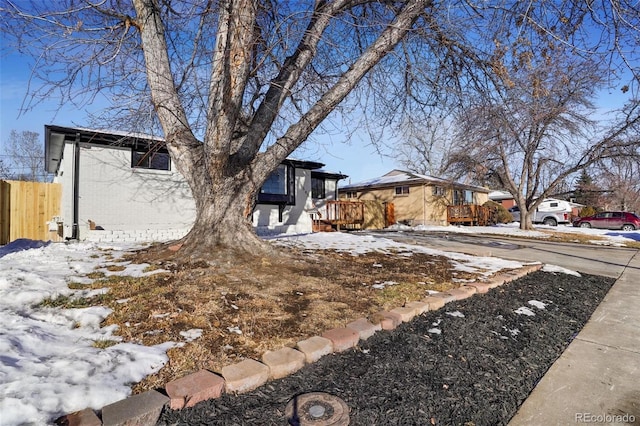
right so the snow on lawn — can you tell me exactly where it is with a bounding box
[0,240,175,426]
[274,231,529,278]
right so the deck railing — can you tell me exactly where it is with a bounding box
[326,200,365,225]
[447,204,490,226]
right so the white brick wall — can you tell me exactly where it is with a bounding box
[56,143,196,240]
[85,228,190,243]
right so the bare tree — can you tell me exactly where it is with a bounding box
[3,130,48,181]
[2,1,639,251]
[445,31,640,229]
[391,111,454,177]
[596,146,640,212]
[0,159,10,180]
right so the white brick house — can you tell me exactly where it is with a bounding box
[44,125,346,242]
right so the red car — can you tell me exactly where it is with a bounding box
[572,211,640,231]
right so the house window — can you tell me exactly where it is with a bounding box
[395,185,410,196]
[258,164,295,205]
[345,191,358,199]
[454,189,474,204]
[433,186,444,196]
[465,190,474,204]
[311,177,325,199]
[132,149,170,171]
[262,164,288,195]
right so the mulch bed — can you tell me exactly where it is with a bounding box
[157,270,614,426]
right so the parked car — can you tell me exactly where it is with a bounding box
[572,211,640,231]
[508,199,572,226]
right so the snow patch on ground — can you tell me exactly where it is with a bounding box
[543,264,582,277]
[515,307,536,316]
[0,241,175,426]
[528,300,547,310]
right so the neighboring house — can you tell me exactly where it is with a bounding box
[44,125,345,241]
[339,170,489,227]
[488,190,517,209]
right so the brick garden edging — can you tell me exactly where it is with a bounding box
[56,263,543,426]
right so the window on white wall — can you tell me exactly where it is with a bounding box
[311,177,325,199]
[132,149,170,171]
[258,164,295,205]
[262,164,288,194]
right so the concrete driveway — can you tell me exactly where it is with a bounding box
[366,230,640,425]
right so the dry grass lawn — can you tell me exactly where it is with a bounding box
[59,244,488,394]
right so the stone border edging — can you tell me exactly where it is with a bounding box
[56,263,543,426]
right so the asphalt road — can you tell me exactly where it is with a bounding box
[363,230,638,279]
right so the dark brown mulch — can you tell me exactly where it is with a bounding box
[157,270,614,426]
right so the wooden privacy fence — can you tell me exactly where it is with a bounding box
[447,204,490,226]
[0,180,62,245]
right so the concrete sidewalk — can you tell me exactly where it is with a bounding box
[509,250,640,425]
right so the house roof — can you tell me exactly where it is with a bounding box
[488,190,514,201]
[44,125,333,175]
[340,169,489,193]
[45,125,165,174]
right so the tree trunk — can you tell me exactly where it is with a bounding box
[171,169,272,258]
[519,211,534,230]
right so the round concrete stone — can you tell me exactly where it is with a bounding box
[285,392,349,425]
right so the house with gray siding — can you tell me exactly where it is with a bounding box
[44,125,345,242]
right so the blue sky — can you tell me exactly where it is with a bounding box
[0,45,397,184]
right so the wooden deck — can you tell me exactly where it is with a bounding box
[447,204,490,226]
[313,200,365,231]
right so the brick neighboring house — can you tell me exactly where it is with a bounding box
[488,190,517,209]
[44,125,345,242]
[339,170,490,227]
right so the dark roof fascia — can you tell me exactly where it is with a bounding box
[45,125,165,148]
[282,158,325,170]
[311,170,348,180]
[45,125,167,173]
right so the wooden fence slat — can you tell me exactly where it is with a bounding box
[0,181,9,244]
[0,180,62,244]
